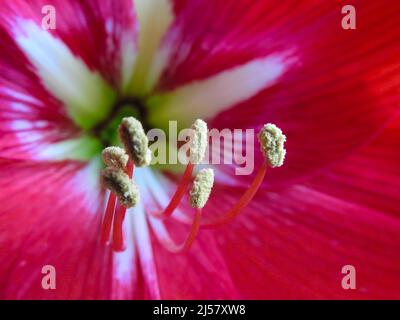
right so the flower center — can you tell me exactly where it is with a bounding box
[91,97,150,147]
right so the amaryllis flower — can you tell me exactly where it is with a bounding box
[0,0,399,299]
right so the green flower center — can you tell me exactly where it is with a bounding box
[91,97,150,148]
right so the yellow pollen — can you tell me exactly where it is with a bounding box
[118,117,152,167]
[190,168,214,208]
[101,146,129,170]
[189,119,208,164]
[257,123,286,168]
[101,167,140,208]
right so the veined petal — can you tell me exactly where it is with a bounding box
[0,25,77,161]
[35,135,103,161]
[206,121,400,298]
[148,54,294,129]
[151,0,400,186]
[128,0,174,96]
[14,20,116,130]
[0,0,139,160]
[155,0,308,90]
[1,0,138,91]
[0,159,108,299]
[139,169,239,299]
[110,210,140,299]
[132,203,161,299]
[305,117,400,221]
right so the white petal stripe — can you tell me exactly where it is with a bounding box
[14,20,116,130]
[148,54,295,128]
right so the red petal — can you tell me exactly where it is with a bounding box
[0,24,77,160]
[156,0,400,186]
[150,218,239,299]
[0,0,138,161]
[0,0,138,88]
[210,120,400,298]
[139,169,239,299]
[0,159,140,299]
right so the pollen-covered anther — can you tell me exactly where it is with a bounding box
[190,168,214,209]
[189,119,208,164]
[101,146,128,170]
[257,123,287,168]
[118,117,152,167]
[101,167,140,208]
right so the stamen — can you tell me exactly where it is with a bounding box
[201,163,267,227]
[101,146,128,171]
[118,117,152,167]
[201,123,286,227]
[101,167,140,208]
[258,123,286,168]
[149,163,194,219]
[156,208,202,254]
[99,118,287,253]
[112,204,127,252]
[189,119,208,164]
[100,160,134,245]
[148,119,209,219]
[190,168,214,209]
[100,192,117,244]
[111,160,134,252]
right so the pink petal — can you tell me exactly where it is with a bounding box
[150,219,240,299]
[155,0,400,186]
[0,0,138,159]
[0,25,77,160]
[139,170,239,299]
[0,0,138,88]
[208,120,400,298]
[0,159,123,299]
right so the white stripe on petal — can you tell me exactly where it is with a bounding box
[148,54,295,128]
[120,35,137,93]
[14,20,116,129]
[71,157,103,213]
[133,201,161,299]
[111,210,138,299]
[35,135,102,161]
[128,0,174,96]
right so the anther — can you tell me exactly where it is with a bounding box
[102,146,128,170]
[257,123,286,168]
[189,119,208,164]
[190,168,214,209]
[118,117,152,167]
[101,167,140,208]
